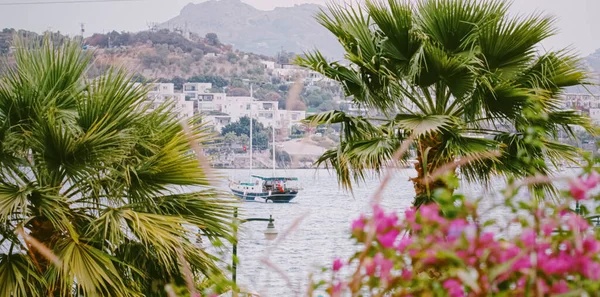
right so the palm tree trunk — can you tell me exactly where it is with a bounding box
[410,134,452,208]
[27,216,56,275]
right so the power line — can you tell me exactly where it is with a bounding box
[0,0,144,6]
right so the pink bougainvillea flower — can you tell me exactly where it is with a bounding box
[542,221,557,236]
[447,218,469,240]
[419,203,444,224]
[404,207,417,223]
[536,278,549,295]
[401,269,412,280]
[520,229,536,246]
[570,178,588,200]
[551,279,569,294]
[443,279,464,297]
[332,258,344,272]
[332,281,343,295]
[351,215,366,233]
[372,205,399,233]
[364,258,376,276]
[396,236,412,252]
[377,229,400,248]
[583,171,600,189]
[582,259,600,280]
[512,256,531,271]
[569,172,599,201]
[583,236,600,254]
[565,213,590,232]
[373,253,394,282]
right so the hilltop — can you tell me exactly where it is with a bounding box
[160,0,343,59]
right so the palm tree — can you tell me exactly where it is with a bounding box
[0,37,235,296]
[298,0,593,206]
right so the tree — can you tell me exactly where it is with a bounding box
[0,37,235,296]
[298,0,592,207]
[227,87,250,96]
[205,33,220,46]
[272,150,292,168]
[317,101,336,112]
[221,116,269,151]
[263,91,282,102]
[188,75,228,88]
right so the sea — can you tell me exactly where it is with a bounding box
[212,168,584,297]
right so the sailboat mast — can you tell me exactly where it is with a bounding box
[249,84,253,176]
[272,123,275,176]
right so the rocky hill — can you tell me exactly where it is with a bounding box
[160,0,343,59]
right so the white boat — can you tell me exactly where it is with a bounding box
[228,85,301,203]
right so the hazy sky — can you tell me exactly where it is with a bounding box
[1,0,598,55]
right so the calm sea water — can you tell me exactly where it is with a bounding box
[213,168,582,296]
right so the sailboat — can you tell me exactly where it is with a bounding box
[228,86,301,203]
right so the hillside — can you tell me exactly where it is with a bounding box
[160,0,343,59]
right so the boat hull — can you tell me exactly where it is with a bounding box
[231,189,298,203]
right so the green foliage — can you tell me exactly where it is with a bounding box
[205,33,220,46]
[0,37,235,296]
[298,0,591,201]
[188,75,229,88]
[221,116,269,151]
[303,88,334,108]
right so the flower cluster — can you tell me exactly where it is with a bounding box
[314,169,600,297]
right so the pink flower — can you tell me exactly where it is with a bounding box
[447,219,469,240]
[332,281,343,295]
[582,259,600,280]
[396,236,412,252]
[443,279,464,297]
[570,172,599,201]
[364,258,376,276]
[404,207,417,223]
[377,229,399,248]
[401,269,411,280]
[373,253,394,282]
[583,171,600,189]
[551,279,569,294]
[351,215,366,233]
[570,179,588,200]
[536,279,549,295]
[583,237,600,254]
[419,203,444,224]
[542,221,556,236]
[539,253,573,275]
[520,229,536,246]
[332,258,344,272]
[566,213,590,232]
[373,205,398,233]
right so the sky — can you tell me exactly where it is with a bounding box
[0,0,599,55]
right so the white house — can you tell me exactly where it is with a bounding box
[202,96,306,133]
[260,60,276,70]
[137,83,194,120]
[589,108,600,124]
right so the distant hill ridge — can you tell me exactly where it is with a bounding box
[160,0,343,59]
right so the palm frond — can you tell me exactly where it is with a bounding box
[393,113,455,135]
[0,253,45,297]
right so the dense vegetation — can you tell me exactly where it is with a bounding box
[299,0,593,206]
[0,37,235,296]
[221,116,270,151]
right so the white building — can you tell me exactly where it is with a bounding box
[562,93,600,110]
[183,82,213,97]
[260,60,276,70]
[589,108,600,124]
[183,82,227,113]
[203,96,306,133]
[137,83,194,120]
